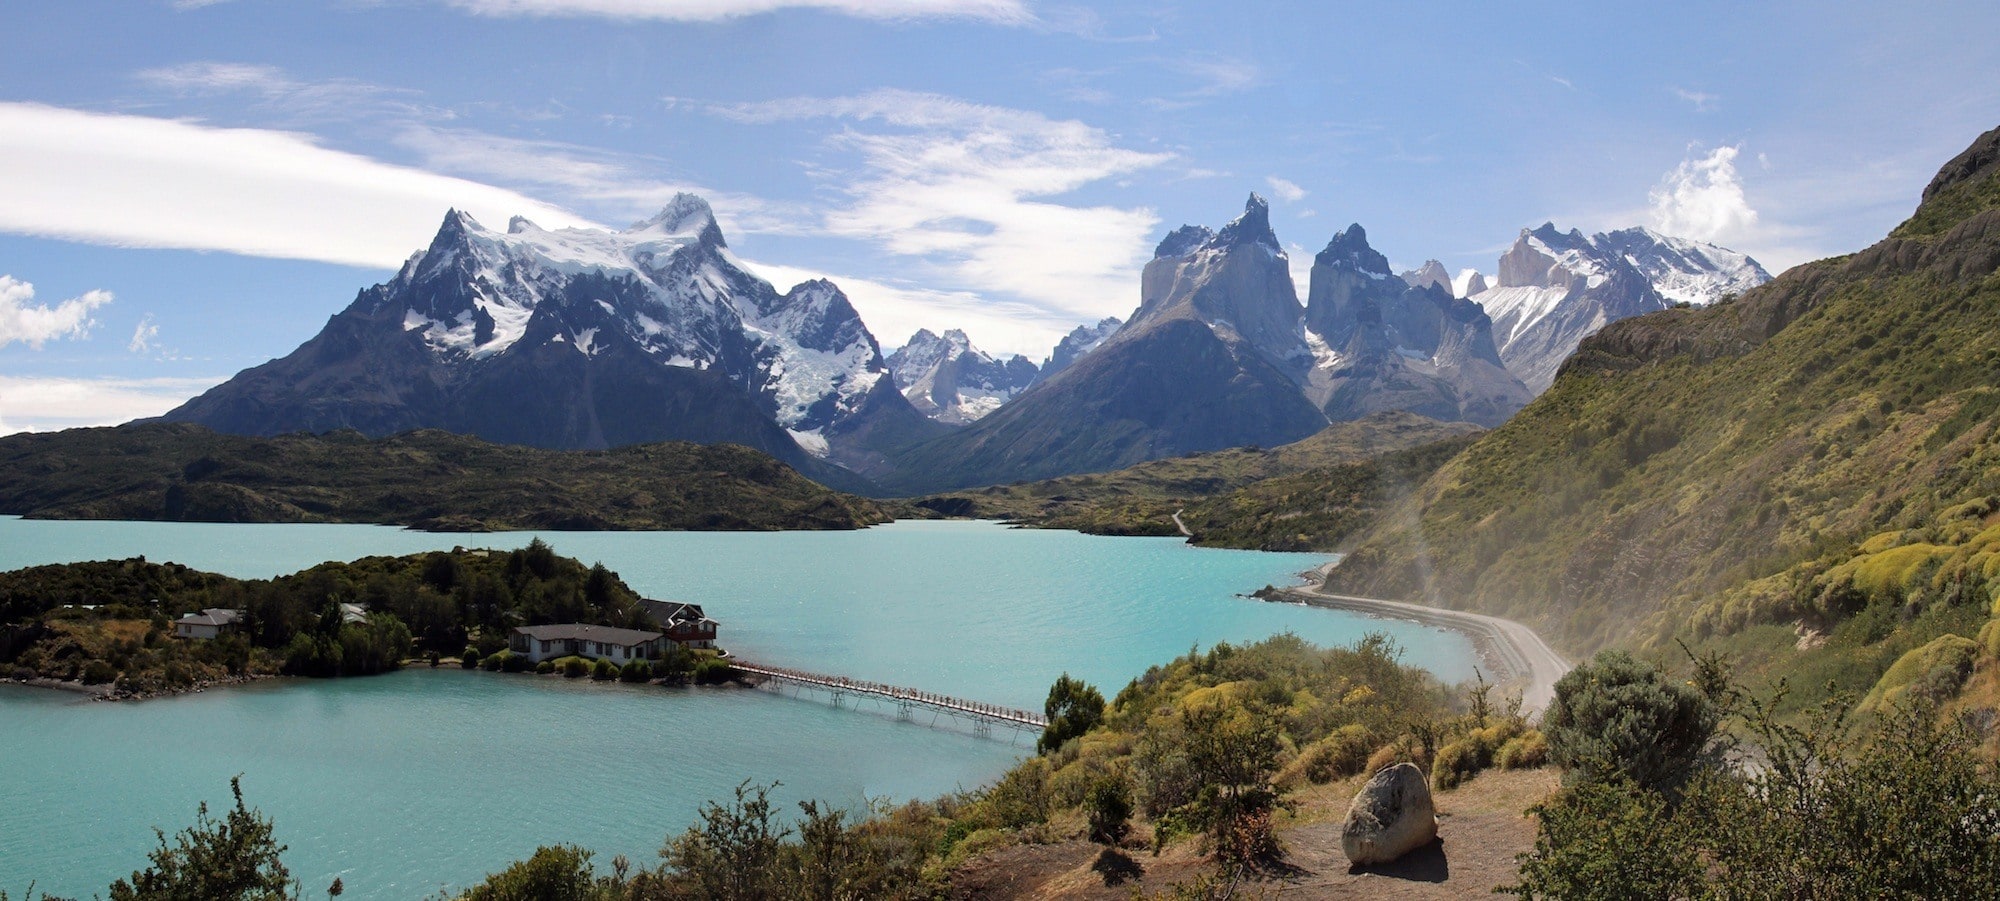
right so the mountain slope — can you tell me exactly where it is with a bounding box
[160,195,934,480]
[877,197,1332,494]
[0,423,889,531]
[910,411,1480,535]
[1323,124,2000,660]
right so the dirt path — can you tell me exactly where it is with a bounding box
[949,769,1558,900]
[1262,586,1571,717]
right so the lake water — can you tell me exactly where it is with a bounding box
[0,517,1477,898]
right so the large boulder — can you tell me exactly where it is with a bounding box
[1341,762,1438,866]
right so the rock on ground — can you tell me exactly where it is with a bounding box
[1341,763,1438,866]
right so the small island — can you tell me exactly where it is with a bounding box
[0,539,727,699]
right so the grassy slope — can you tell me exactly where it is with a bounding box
[0,423,890,532]
[1321,124,2000,710]
[906,411,1479,539]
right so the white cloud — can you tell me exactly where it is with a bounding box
[708,89,1171,324]
[0,103,594,269]
[1650,145,1759,244]
[0,276,112,350]
[1673,87,1719,112]
[135,62,429,124]
[0,375,223,435]
[129,315,160,354]
[1264,176,1307,204]
[389,125,812,236]
[443,0,1031,23]
[745,258,1073,359]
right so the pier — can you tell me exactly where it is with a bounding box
[729,661,1047,737]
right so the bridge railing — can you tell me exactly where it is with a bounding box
[731,661,1047,728]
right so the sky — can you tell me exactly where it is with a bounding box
[2,0,1997,433]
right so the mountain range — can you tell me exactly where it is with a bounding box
[155,186,1768,496]
[158,195,940,487]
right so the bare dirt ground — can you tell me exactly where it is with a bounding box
[949,768,1558,899]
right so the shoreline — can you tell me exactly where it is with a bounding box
[1256,570,1571,716]
[4,672,278,702]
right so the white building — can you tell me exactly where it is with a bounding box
[509,624,666,664]
[173,608,243,640]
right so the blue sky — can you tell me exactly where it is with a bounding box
[1,0,1996,432]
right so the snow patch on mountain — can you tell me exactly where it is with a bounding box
[886,328,1038,425]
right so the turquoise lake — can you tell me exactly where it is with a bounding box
[0,517,1476,898]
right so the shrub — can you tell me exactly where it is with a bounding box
[1085,774,1132,845]
[619,660,651,683]
[692,658,733,684]
[1276,724,1374,787]
[1543,650,1719,794]
[480,651,511,672]
[534,660,554,674]
[81,660,119,685]
[1496,730,1550,769]
[459,844,597,901]
[1038,673,1106,755]
[460,648,480,670]
[559,656,589,679]
[500,652,529,674]
[1363,734,1431,776]
[590,658,618,681]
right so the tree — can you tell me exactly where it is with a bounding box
[1038,673,1105,755]
[107,777,298,901]
[663,780,790,901]
[457,845,597,901]
[1085,775,1132,846]
[1541,650,1719,795]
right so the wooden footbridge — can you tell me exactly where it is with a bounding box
[729,661,1047,739]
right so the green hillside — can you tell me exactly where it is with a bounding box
[1322,125,2000,707]
[909,411,1478,537]
[0,423,890,532]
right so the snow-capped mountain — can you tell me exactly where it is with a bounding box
[879,195,1529,493]
[1038,316,1122,380]
[886,329,1040,425]
[1302,226,1531,426]
[1472,224,1771,392]
[162,194,935,480]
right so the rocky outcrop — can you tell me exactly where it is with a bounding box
[1400,259,1453,293]
[1038,316,1122,380]
[1342,763,1439,866]
[1303,227,1532,427]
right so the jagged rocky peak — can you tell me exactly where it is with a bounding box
[1155,225,1215,259]
[1455,269,1490,298]
[1315,223,1393,278]
[1497,224,1584,289]
[1134,193,1302,359]
[1040,316,1123,379]
[1401,260,1453,293]
[885,328,1038,425]
[1214,193,1280,250]
[631,192,725,246]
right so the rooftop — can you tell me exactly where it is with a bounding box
[513,623,663,646]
